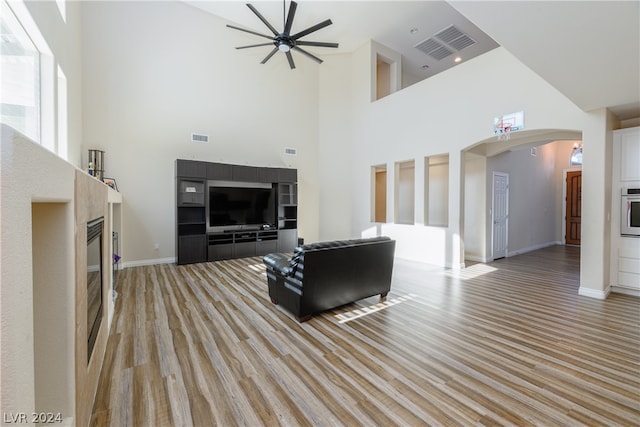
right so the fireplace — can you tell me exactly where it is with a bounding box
[87,217,103,362]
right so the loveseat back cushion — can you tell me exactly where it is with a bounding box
[289,236,391,272]
[296,239,395,313]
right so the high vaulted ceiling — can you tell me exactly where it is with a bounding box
[186,1,639,121]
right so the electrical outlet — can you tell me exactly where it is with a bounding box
[154,243,159,250]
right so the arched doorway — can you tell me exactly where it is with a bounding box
[460,129,583,263]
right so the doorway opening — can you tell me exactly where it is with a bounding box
[564,169,582,245]
[491,172,509,259]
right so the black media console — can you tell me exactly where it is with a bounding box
[176,159,297,265]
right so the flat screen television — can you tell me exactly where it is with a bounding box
[207,183,275,232]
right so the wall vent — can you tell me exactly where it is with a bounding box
[191,133,209,143]
[284,147,297,156]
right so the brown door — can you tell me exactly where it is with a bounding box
[565,171,582,245]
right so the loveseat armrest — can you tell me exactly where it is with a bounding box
[263,253,293,276]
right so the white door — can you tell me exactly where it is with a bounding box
[492,172,509,260]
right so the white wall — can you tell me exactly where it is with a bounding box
[463,152,486,260]
[81,1,321,263]
[318,53,354,241]
[580,108,619,298]
[319,44,588,268]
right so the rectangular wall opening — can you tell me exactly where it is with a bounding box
[32,202,74,416]
[425,154,449,227]
[395,160,415,224]
[372,165,387,223]
[376,54,392,100]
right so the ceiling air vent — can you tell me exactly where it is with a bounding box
[414,37,453,61]
[435,25,476,51]
[191,133,209,143]
[284,147,297,156]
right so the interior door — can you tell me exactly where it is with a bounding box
[565,170,582,245]
[492,172,509,260]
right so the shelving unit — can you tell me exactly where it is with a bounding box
[278,182,298,229]
[207,230,279,261]
[176,159,298,265]
[176,166,207,264]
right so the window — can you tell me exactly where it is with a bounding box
[570,145,583,166]
[1,1,40,143]
[57,65,67,159]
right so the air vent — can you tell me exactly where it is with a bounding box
[435,25,476,51]
[284,147,297,156]
[414,37,453,61]
[428,46,453,60]
[435,25,465,44]
[191,133,209,143]
[414,38,442,54]
[448,34,476,51]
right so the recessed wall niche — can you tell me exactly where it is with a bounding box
[425,154,449,227]
[395,160,415,225]
[372,165,387,223]
[32,202,74,417]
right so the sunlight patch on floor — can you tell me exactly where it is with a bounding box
[447,263,497,280]
[335,294,417,323]
[248,263,266,273]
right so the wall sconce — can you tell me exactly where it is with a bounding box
[570,144,583,166]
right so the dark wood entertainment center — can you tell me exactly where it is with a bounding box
[176,159,297,265]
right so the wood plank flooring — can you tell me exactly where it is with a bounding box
[90,245,640,426]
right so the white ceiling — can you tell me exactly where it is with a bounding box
[186,0,640,120]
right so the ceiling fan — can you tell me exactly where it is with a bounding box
[226,1,339,69]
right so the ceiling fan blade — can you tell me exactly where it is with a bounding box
[292,46,323,64]
[236,42,276,50]
[227,24,274,41]
[286,51,296,69]
[260,47,279,64]
[291,19,332,41]
[247,3,279,36]
[284,1,297,35]
[296,41,339,49]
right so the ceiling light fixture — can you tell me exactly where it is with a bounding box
[278,41,291,52]
[454,56,462,63]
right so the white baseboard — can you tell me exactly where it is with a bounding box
[507,241,562,258]
[120,257,176,269]
[578,285,611,300]
[465,255,489,263]
[446,261,466,270]
[611,286,640,297]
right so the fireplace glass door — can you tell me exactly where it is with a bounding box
[87,217,103,362]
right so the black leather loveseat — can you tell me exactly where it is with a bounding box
[263,236,396,322]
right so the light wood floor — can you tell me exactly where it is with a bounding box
[91,245,640,426]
